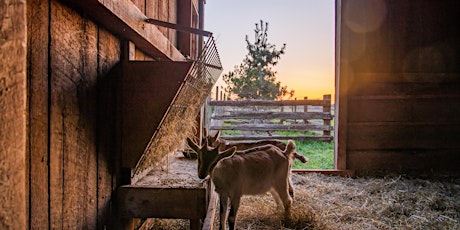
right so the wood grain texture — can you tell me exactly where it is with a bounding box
[348,96,460,123]
[338,0,460,174]
[27,0,50,228]
[49,1,98,228]
[168,0,177,45]
[97,27,121,230]
[0,0,27,228]
[65,0,184,61]
[120,61,193,168]
[347,149,460,176]
[117,186,207,219]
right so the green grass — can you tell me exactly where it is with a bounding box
[219,123,334,170]
[292,140,334,170]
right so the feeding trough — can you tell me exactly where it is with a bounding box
[117,36,222,229]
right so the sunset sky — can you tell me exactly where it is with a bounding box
[204,0,335,101]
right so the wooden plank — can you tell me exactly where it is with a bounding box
[347,149,460,176]
[292,170,355,178]
[117,186,207,219]
[158,0,169,36]
[210,123,333,132]
[212,111,333,120]
[140,0,159,61]
[348,96,460,123]
[322,94,332,136]
[131,0,145,14]
[48,1,65,228]
[169,0,177,45]
[351,73,460,84]
[347,123,460,150]
[203,182,218,230]
[63,0,185,61]
[350,81,460,97]
[177,0,192,56]
[209,99,326,107]
[145,0,158,22]
[97,27,121,229]
[0,0,27,228]
[120,61,194,168]
[219,135,333,141]
[50,2,98,228]
[335,0,348,171]
[82,16,99,230]
[27,0,50,228]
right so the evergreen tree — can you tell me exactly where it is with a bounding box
[223,20,294,100]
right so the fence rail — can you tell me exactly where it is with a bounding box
[206,95,333,141]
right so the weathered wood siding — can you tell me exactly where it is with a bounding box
[27,0,121,228]
[131,0,177,60]
[0,0,27,229]
[338,0,460,175]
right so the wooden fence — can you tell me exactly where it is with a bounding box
[206,95,333,141]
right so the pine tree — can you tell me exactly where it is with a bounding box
[223,20,294,100]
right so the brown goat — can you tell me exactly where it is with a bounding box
[204,130,308,198]
[187,138,296,230]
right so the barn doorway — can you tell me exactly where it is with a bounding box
[204,0,338,171]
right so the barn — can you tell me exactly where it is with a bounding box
[0,0,459,229]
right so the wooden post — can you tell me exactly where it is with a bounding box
[303,96,308,124]
[280,106,285,124]
[0,0,27,228]
[323,94,332,138]
[292,98,297,124]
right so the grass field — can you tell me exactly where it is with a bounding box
[291,139,334,170]
[221,129,334,170]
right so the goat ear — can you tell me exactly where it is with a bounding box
[219,146,236,159]
[186,137,200,153]
[215,130,221,139]
[203,128,208,137]
[203,136,215,151]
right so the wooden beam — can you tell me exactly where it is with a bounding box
[210,123,333,132]
[209,99,327,107]
[27,0,50,227]
[292,169,355,178]
[212,111,333,120]
[0,0,27,228]
[117,185,207,219]
[62,0,185,61]
[219,135,333,141]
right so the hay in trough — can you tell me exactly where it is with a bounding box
[142,173,460,230]
[135,152,204,188]
[133,37,222,179]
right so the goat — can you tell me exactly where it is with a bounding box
[204,130,308,198]
[187,138,296,230]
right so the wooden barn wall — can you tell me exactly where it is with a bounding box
[338,0,460,175]
[0,0,27,229]
[131,0,177,60]
[27,0,121,228]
